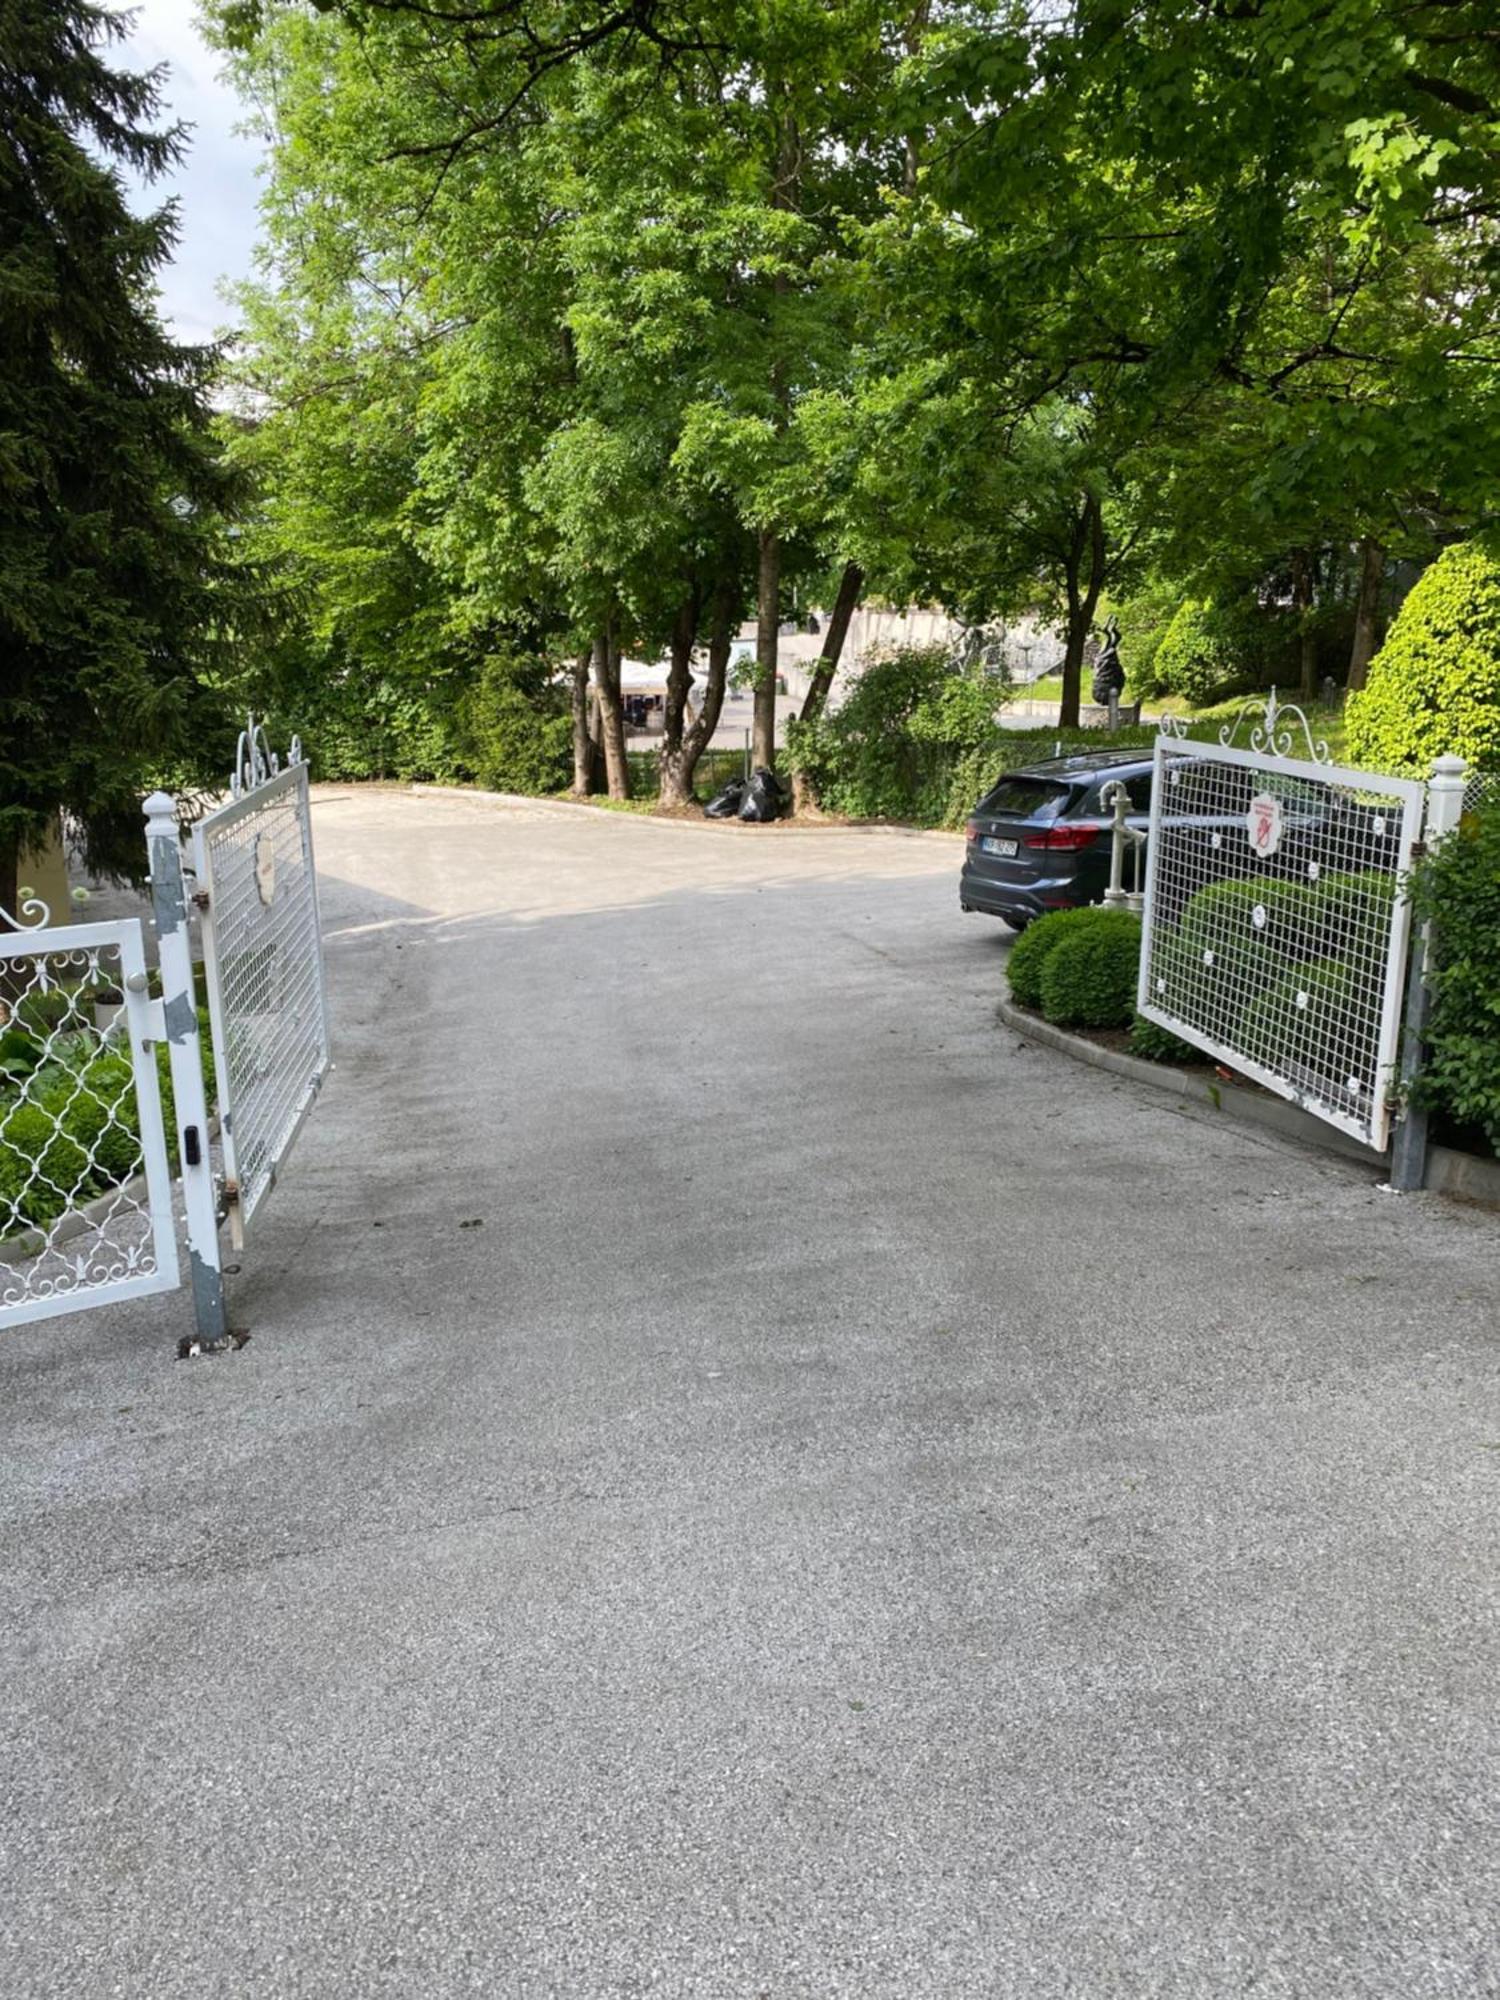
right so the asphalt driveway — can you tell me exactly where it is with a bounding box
[2,786,1496,1998]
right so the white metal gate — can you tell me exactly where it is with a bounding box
[1138,700,1426,1150]
[0,911,179,1328]
[193,727,331,1243]
[2,721,329,1349]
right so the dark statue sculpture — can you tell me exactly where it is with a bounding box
[1090,615,1125,705]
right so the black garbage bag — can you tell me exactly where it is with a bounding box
[704,778,747,819]
[738,767,786,823]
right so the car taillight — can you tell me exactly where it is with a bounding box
[1023,821,1107,851]
[965,818,981,843]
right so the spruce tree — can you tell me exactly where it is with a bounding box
[0,0,244,921]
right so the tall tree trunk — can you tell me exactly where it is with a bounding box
[1292,548,1318,699]
[658,594,701,812]
[1059,494,1104,731]
[594,621,630,801]
[792,560,863,815]
[1346,536,1385,692]
[1060,600,1087,732]
[585,686,606,793]
[798,560,864,725]
[753,528,780,770]
[676,584,735,798]
[569,646,596,797]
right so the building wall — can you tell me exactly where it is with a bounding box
[18,816,70,923]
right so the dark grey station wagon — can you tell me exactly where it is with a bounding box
[959,751,1154,931]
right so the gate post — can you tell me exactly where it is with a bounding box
[1101,780,1130,909]
[1388,754,1467,1193]
[143,792,229,1343]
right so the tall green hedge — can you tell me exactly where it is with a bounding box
[1346,543,1500,776]
[1411,799,1500,1152]
[1153,597,1273,707]
[461,653,572,795]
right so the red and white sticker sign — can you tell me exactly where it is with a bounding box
[1247,792,1283,858]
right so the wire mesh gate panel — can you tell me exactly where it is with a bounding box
[0,918,180,1328]
[1138,731,1425,1150]
[193,759,331,1235]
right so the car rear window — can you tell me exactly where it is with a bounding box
[979,777,1072,819]
[1078,772,1153,813]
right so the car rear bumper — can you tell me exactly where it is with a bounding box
[959,872,1047,922]
[960,853,1096,922]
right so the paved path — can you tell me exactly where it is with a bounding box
[3,789,1497,1998]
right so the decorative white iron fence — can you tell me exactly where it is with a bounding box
[192,722,331,1245]
[1,721,330,1350]
[0,905,179,1329]
[1138,695,1426,1151]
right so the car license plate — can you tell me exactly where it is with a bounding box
[981,836,1018,858]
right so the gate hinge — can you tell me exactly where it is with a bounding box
[191,888,211,912]
[222,1175,244,1252]
[1409,839,1428,861]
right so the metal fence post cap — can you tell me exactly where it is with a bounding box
[142,791,177,825]
[1430,754,1467,781]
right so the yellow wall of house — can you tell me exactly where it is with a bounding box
[18,816,70,923]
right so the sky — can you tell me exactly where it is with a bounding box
[113,0,266,347]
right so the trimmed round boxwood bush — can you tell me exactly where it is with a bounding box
[1006,906,1111,1009]
[1410,799,1500,1152]
[1169,871,1397,1015]
[1128,1012,1198,1063]
[1175,877,1320,999]
[1317,869,1396,952]
[1158,870,1397,1054]
[1346,543,1500,776]
[1038,910,1144,1028]
[1235,958,1364,1096]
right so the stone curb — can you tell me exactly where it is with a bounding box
[997,994,1500,1208]
[407,783,961,841]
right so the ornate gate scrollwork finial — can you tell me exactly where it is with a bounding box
[0,887,52,931]
[230,715,305,799]
[1218,688,1332,765]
